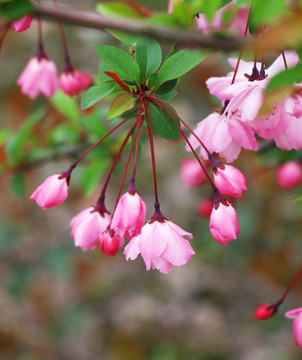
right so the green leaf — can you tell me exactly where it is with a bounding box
[265,64,302,93]
[80,109,109,139]
[0,0,34,20]
[94,45,141,84]
[147,102,180,141]
[155,79,177,94]
[11,172,25,197]
[96,2,144,19]
[99,61,115,82]
[81,161,109,195]
[107,93,136,120]
[157,89,177,102]
[50,90,79,126]
[135,38,162,80]
[81,83,116,110]
[48,125,79,145]
[157,49,207,84]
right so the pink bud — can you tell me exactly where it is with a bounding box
[209,200,239,245]
[124,219,195,274]
[180,158,208,188]
[17,55,58,99]
[70,207,111,251]
[11,15,33,32]
[276,161,302,190]
[285,308,302,349]
[254,304,276,320]
[59,68,92,97]
[30,173,69,209]
[198,199,214,218]
[111,191,146,239]
[213,164,247,198]
[100,230,124,256]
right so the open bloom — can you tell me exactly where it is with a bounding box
[30,173,69,209]
[70,206,111,251]
[276,161,302,190]
[124,219,195,274]
[209,197,239,245]
[11,15,33,32]
[111,191,146,239]
[180,158,208,188]
[213,164,247,198]
[59,68,92,97]
[285,308,302,349]
[17,54,58,99]
[100,229,124,256]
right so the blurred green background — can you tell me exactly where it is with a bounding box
[1,1,302,359]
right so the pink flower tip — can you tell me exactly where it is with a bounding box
[285,307,302,349]
[59,68,92,97]
[100,229,124,256]
[180,158,208,188]
[213,164,247,198]
[30,173,69,209]
[11,15,33,32]
[276,161,302,190]
[254,304,276,320]
[209,196,239,245]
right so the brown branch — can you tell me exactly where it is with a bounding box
[33,4,247,52]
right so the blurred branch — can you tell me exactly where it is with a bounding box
[33,4,247,52]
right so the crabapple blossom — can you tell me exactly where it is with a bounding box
[59,68,92,97]
[213,164,247,198]
[70,207,111,251]
[198,199,214,218]
[100,230,124,256]
[110,190,146,239]
[180,158,208,188]
[124,219,195,274]
[285,308,302,349]
[209,196,239,245]
[11,15,33,32]
[254,304,276,320]
[30,173,69,209]
[276,161,302,190]
[17,55,58,99]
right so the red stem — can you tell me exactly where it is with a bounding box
[104,71,131,93]
[131,99,144,179]
[53,0,71,65]
[148,99,216,190]
[279,267,302,304]
[144,100,159,204]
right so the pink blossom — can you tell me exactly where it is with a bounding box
[180,158,208,188]
[276,161,302,190]
[274,115,302,151]
[59,68,92,97]
[17,55,58,99]
[124,219,195,274]
[209,198,239,245]
[198,199,214,218]
[285,308,302,350]
[30,173,69,209]
[100,230,124,256]
[110,191,146,239]
[213,164,247,198]
[70,207,111,251]
[11,15,33,32]
[254,304,276,320]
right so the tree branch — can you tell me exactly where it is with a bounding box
[33,4,247,52]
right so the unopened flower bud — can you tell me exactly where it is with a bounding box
[254,304,276,320]
[276,161,302,190]
[180,158,208,188]
[198,199,214,218]
[213,164,247,198]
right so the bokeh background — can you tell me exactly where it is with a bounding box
[1,1,302,359]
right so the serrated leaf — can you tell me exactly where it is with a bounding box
[157,50,207,84]
[107,93,136,120]
[155,79,177,94]
[94,45,141,84]
[81,83,116,110]
[96,2,144,19]
[135,38,162,80]
[99,61,115,82]
[157,89,177,102]
[147,102,180,141]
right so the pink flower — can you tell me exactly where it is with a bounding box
[111,190,146,239]
[213,164,247,198]
[254,304,276,320]
[30,173,69,209]
[276,161,302,190]
[209,197,239,245]
[198,199,214,218]
[100,230,124,256]
[70,206,111,251]
[59,68,92,97]
[124,219,195,274]
[17,55,58,99]
[285,307,302,349]
[180,158,208,188]
[11,15,34,32]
